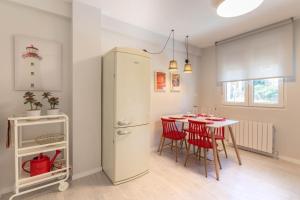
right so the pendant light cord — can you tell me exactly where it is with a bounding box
[172,30,175,60]
[143,29,174,55]
[185,35,189,63]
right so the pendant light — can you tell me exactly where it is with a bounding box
[183,35,192,73]
[168,30,178,72]
[214,0,264,18]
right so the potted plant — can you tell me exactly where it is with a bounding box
[23,91,43,116]
[42,92,60,115]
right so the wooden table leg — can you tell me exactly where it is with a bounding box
[228,126,242,165]
[210,127,220,181]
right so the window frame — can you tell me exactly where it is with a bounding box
[222,78,285,108]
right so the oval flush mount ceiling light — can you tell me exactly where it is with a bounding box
[214,0,264,18]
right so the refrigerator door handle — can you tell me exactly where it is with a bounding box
[117,130,132,135]
[118,121,131,126]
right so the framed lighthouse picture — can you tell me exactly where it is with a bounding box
[14,35,62,91]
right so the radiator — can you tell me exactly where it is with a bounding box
[226,120,274,155]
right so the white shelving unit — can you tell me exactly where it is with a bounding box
[8,113,70,200]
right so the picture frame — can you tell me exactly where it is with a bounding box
[14,35,62,91]
[154,71,166,92]
[170,72,180,92]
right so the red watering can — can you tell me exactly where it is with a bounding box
[22,150,61,176]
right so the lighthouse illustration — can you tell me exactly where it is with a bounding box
[22,44,43,89]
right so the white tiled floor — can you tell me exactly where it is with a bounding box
[3,147,300,200]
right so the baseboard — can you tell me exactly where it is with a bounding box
[72,167,102,180]
[279,156,300,165]
[0,186,14,197]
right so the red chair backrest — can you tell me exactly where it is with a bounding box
[187,120,210,141]
[161,118,179,137]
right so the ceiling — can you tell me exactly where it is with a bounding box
[96,0,300,48]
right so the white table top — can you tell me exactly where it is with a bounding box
[162,114,239,128]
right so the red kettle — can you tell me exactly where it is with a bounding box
[22,150,61,176]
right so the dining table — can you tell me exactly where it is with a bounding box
[163,114,241,180]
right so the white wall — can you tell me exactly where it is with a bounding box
[101,17,202,148]
[72,1,102,179]
[198,19,300,164]
[7,0,71,18]
[0,0,71,194]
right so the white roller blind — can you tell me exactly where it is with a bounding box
[216,20,294,82]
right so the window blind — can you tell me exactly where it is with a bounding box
[216,19,294,82]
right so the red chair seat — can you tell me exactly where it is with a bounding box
[209,134,224,140]
[161,118,187,141]
[188,139,213,148]
[164,131,186,140]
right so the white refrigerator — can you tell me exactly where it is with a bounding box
[102,47,150,185]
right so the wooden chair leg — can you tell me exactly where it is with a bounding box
[175,140,178,162]
[157,135,163,152]
[171,140,174,151]
[180,140,183,150]
[184,143,191,166]
[221,140,228,158]
[198,147,201,160]
[184,139,188,150]
[216,148,222,170]
[204,148,208,178]
[159,137,165,155]
[196,147,200,160]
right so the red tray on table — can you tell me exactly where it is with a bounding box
[183,114,196,118]
[205,117,226,121]
[197,113,209,117]
[169,116,186,120]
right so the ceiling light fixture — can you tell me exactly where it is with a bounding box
[214,0,264,18]
[183,35,192,73]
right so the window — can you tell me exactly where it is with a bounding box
[224,81,247,105]
[223,78,284,107]
[250,78,284,107]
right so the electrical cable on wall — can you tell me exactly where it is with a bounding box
[143,29,174,54]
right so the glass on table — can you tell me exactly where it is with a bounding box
[200,107,206,115]
[192,105,199,115]
[207,107,215,117]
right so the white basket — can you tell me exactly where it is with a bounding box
[35,133,64,145]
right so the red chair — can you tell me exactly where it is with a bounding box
[184,120,221,178]
[208,127,228,158]
[158,118,187,162]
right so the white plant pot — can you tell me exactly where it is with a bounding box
[47,109,60,115]
[26,110,41,117]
